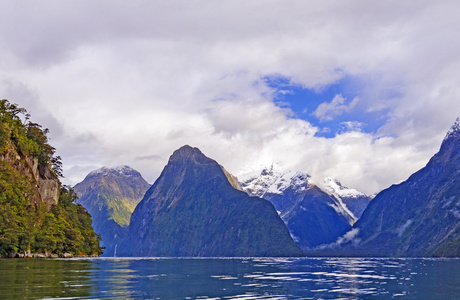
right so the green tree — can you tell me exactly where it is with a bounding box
[0,99,102,257]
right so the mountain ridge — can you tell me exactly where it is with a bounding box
[336,115,460,257]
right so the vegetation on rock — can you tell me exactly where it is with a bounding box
[0,99,102,257]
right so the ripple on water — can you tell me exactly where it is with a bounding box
[1,257,459,299]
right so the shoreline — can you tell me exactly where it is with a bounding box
[1,252,100,259]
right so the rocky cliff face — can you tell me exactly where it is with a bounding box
[0,99,102,256]
[123,145,303,257]
[0,144,59,207]
[74,166,150,256]
[340,116,460,257]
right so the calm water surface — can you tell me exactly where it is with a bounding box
[0,257,458,299]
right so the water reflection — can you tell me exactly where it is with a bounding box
[0,257,459,299]
[0,259,93,299]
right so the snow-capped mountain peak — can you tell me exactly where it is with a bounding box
[266,171,311,195]
[322,177,372,219]
[87,165,139,178]
[239,164,371,221]
[323,177,366,199]
[239,164,357,250]
[239,163,312,197]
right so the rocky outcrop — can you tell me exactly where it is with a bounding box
[0,143,59,207]
[0,99,102,257]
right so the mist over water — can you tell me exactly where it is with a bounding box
[0,257,458,299]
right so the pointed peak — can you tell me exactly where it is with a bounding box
[443,115,460,142]
[166,145,221,171]
[171,145,204,158]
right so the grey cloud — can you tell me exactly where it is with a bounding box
[73,132,99,144]
[1,80,64,138]
[1,0,459,193]
[167,130,185,140]
[135,155,163,162]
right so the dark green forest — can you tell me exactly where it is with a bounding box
[0,99,102,257]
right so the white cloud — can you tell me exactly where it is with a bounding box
[316,228,361,249]
[313,94,359,121]
[340,121,365,132]
[0,0,459,195]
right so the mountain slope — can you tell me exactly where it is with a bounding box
[240,165,354,250]
[74,166,150,256]
[342,116,460,257]
[123,145,303,257]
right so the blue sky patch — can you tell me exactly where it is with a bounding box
[263,75,389,138]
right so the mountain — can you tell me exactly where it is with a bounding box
[323,177,372,219]
[340,116,460,257]
[0,99,101,257]
[74,166,150,256]
[122,145,303,257]
[239,164,354,251]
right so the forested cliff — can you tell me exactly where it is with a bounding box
[0,100,102,257]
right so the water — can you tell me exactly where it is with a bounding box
[0,257,458,299]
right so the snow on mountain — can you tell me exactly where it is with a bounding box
[444,115,460,142]
[239,163,355,250]
[87,165,139,178]
[239,162,313,198]
[239,163,372,222]
[322,177,372,219]
[323,177,366,199]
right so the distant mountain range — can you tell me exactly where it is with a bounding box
[239,165,358,250]
[74,117,460,257]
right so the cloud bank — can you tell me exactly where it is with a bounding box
[1,0,459,195]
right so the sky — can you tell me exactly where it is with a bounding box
[1,0,459,195]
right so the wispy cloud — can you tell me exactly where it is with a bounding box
[313,94,359,121]
[340,121,365,132]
